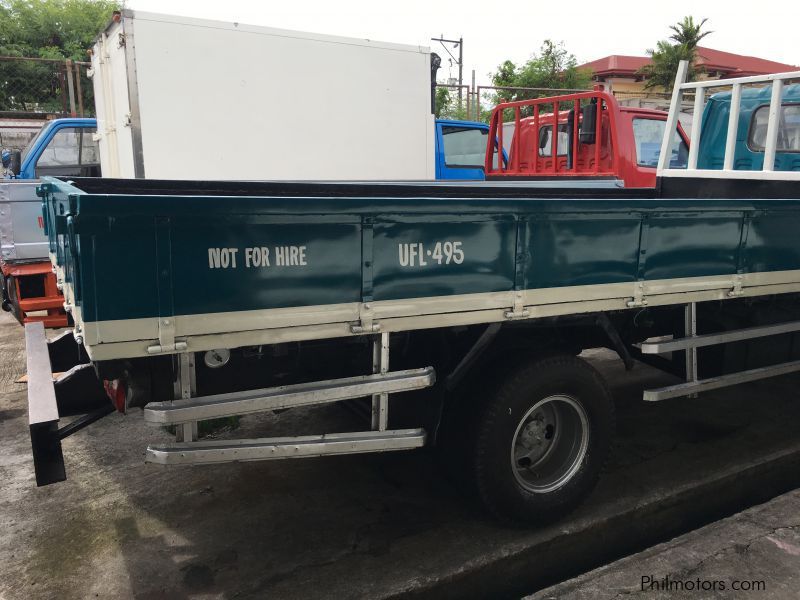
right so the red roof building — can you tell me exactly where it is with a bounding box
[579,47,798,92]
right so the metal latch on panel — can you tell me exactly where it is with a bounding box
[351,302,381,335]
[147,318,188,354]
[626,281,648,308]
[504,291,529,319]
[728,273,744,297]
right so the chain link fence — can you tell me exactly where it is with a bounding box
[0,56,93,118]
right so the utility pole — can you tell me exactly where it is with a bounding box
[430,35,463,108]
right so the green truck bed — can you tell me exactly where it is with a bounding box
[41,176,800,361]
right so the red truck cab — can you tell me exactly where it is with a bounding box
[485,89,690,188]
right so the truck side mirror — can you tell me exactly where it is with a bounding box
[9,150,21,176]
[580,103,597,144]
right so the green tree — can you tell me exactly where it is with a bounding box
[669,16,712,48]
[434,86,468,120]
[490,40,592,103]
[0,0,120,112]
[639,16,711,91]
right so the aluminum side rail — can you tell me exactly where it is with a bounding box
[147,429,427,466]
[143,366,436,425]
[640,304,800,401]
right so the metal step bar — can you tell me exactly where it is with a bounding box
[144,367,435,425]
[643,359,800,402]
[639,303,800,401]
[145,332,434,466]
[146,428,426,465]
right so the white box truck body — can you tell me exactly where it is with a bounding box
[90,11,435,180]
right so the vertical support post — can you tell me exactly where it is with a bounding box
[497,108,504,173]
[74,61,85,117]
[552,100,559,173]
[594,95,602,174]
[65,59,77,117]
[685,302,698,398]
[371,332,389,431]
[175,352,198,442]
[763,79,784,172]
[512,106,521,172]
[533,104,540,174]
[457,36,463,110]
[657,60,689,173]
[472,70,477,121]
[572,99,580,173]
[687,87,705,169]
[723,83,742,171]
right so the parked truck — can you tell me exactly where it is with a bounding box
[26,62,800,525]
[488,89,690,187]
[1,118,100,327]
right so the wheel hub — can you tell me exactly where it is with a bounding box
[511,395,589,494]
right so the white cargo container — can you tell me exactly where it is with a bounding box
[90,11,435,180]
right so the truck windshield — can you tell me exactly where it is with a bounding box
[632,118,688,168]
[20,122,51,164]
[442,126,499,169]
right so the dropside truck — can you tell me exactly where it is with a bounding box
[25,63,800,524]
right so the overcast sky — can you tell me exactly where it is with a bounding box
[125,0,799,84]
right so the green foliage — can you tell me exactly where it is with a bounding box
[490,40,592,103]
[0,0,120,59]
[434,86,454,118]
[486,40,592,121]
[434,85,495,123]
[639,16,711,91]
[669,16,712,48]
[0,0,119,112]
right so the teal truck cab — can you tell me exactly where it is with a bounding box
[697,84,800,171]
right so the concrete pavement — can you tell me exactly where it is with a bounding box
[530,488,800,599]
[1,309,800,599]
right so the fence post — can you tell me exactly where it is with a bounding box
[74,61,85,117]
[65,59,77,117]
[471,70,476,121]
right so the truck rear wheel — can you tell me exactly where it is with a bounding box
[472,354,614,524]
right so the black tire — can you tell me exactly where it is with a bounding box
[471,354,614,525]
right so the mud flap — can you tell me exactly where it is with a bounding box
[25,323,112,486]
[26,322,66,485]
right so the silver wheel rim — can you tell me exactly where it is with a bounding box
[511,394,589,494]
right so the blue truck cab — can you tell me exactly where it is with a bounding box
[435,119,501,180]
[697,84,800,171]
[6,118,99,180]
